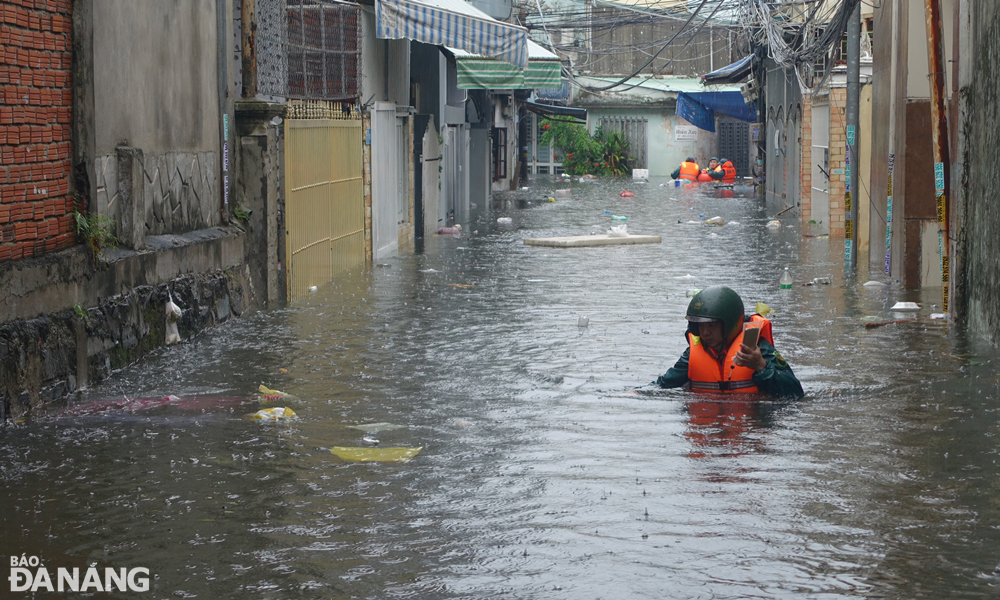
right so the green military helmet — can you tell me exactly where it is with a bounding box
[685,285,745,340]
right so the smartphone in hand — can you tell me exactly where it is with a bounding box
[742,323,761,349]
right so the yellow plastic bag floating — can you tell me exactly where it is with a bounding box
[330,446,422,462]
[248,407,297,421]
[755,302,771,317]
[256,384,296,403]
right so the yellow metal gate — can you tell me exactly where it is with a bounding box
[284,115,364,303]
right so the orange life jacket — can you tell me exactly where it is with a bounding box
[687,314,773,393]
[678,161,700,180]
[721,161,737,183]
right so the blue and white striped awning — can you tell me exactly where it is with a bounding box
[376,0,528,68]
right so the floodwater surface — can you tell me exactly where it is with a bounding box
[3,177,1000,599]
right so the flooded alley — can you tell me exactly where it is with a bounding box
[3,178,999,599]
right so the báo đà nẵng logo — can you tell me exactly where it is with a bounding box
[9,555,150,593]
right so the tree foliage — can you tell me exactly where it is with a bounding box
[539,118,631,176]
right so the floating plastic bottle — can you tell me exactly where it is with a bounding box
[779,267,793,289]
[611,215,627,221]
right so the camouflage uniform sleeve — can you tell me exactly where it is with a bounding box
[752,339,804,399]
[655,348,691,388]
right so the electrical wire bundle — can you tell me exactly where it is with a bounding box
[520,0,863,95]
[738,0,863,93]
[521,0,751,93]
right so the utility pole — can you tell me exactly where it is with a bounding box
[844,1,860,271]
[924,0,950,314]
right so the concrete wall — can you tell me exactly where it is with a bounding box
[870,0,956,287]
[466,0,512,21]
[421,117,442,237]
[411,42,443,126]
[588,7,735,77]
[91,1,220,156]
[868,0,895,274]
[235,101,286,310]
[583,105,716,178]
[956,0,1000,342]
[0,228,245,323]
[0,267,248,420]
[360,8,410,107]
[858,84,873,258]
[762,58,803,214]
[0,221,258,419]
[74,0,227,240]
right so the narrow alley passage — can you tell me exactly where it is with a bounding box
[2,178,998,599]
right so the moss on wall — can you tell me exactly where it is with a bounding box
[959,2,1000,343]
[0,270,245,420]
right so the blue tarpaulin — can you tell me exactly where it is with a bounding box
[676,91,756,133]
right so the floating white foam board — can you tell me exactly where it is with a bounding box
[524,234,662,248]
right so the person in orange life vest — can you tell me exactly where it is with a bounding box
[654,286,804,399]
[717,158,737,184]
[671,157,700,181]
[695,158,717,182]
[700,157,722,182]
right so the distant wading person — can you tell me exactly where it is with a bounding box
[671,157,700,181]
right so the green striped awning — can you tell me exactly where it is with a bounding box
[456,57,523,89]
[451,39,562,90]
[524,59,561,89]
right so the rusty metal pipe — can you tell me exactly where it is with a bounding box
[241,0,257,98]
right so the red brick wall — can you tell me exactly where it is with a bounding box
[0,0,74,262]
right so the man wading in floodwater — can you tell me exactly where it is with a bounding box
[654,286,804,399]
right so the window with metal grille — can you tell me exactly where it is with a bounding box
[598,117,647,169]
[717,119,750,178]
[492,127,507,181]
[286,0,361,102]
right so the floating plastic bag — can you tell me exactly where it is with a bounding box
[497,217,512,224]
[249,407,296,421]
[165,292,182,345]
[607,224,628,237]
[257,384,296,403]
[703,216,724,226]
[766,220,781,229]
[330,446,422,462]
